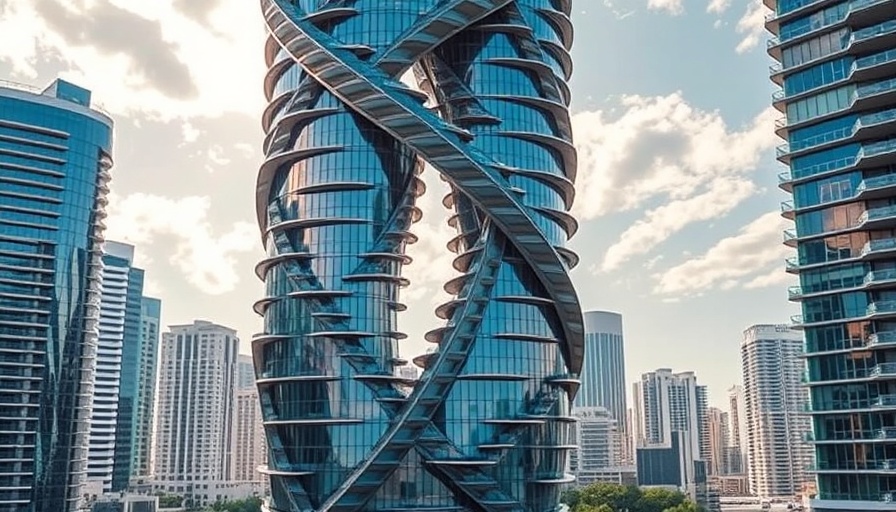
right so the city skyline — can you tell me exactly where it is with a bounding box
[0,0,798,412]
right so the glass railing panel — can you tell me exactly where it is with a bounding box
[789,126,852,153]
[857,77,896,99]
[856,48,896,70]
[853,19,896,44]
[863,138,896,158]
[865,238,896,253]
[864,268,896,283]
[868,330,896,345]
[867,300,896,314]
[860,203,896,223]
[792,155,856,180]
[856,108,896,130]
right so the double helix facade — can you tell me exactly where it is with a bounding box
[254,1,583,511]
[767,0,896,509]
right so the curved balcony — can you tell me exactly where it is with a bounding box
[781,203,896,248]
[779,138,896,192]
[809,427,896,443]
[792,300,896,328]
[804,363,896,386]
[766,0,893,58]
[809,459,896,473]
[787,267,896,300]
[776,108,896,165]
[771,49,896,115]
[804,394,896,413]
[770,19,896,86]
[775,77,896,141]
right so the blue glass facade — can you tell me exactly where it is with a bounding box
[0,80,113,510]
[110,251,145,491]
[768,0,896,509]
[255,1,583,511]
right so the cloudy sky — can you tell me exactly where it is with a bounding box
[0,0,795,408]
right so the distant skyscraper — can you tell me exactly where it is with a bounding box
[726,384,748,476]
[706,407,730,477]
[232,388,266,484]
[633,369,708,496]
[153,321,238,490]
[570,407,617,484]
[768,0,896,508]
[576,311,628,466]
[0,79,113,511]
[237,353,254,390]
[87,242,145,492]
[133,297,161,478]
[741,325,811,499]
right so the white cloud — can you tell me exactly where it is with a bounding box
[0,0,265,119]
[707,0,732,13]
[573,93,777,269]
[647,0,684,15]
[601,178,756,270]
[653,211,791,295]
[735,1,769,53]
[743,267,795,289]
[403,166,457,309]
[105,193,258,295]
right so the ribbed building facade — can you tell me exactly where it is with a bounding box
[767,0,896,506]
[152,321,238,495]
[0,79,112,511]
[87,241,145,492]
[133,296,161,479]
[741,325,812,499]
[575,311,628,466]
[255,1,583,511]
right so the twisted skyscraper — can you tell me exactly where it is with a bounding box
[255,1,582,511]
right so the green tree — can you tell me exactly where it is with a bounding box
[561,488,582,508]
[662,501,700,512]
[576,505,614,512]
[637,487,686,512]
[575,483,641,512]
[157,494,183,509]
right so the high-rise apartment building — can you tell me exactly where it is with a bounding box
[633,369,708,498]
[570,407,618,484]
[576,311,629,465]
[768,0,896,508]
[0,79,113,511]
[133,297,161,479]
[87,242,145,492]
[232,388,266,484]
[255,1,583,511]
[706,407,730,477]
[152,321,238,496]
[741,325,812,499]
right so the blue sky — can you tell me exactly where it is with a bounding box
[0,0,796,409]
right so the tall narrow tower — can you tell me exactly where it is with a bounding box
[87,241,145,492]
[255,1,583,511]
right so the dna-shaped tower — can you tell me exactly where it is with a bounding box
[254,1,583,511]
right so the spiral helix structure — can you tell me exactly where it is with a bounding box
[254,1,583,511]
